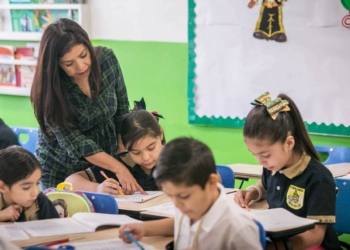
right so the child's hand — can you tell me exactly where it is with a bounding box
[234,189,256,208]
[0,204,23,222]
[97,178,123,195]
[248,0,255,8]
[119,223,146,242]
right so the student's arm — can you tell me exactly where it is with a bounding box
[119,218,174,242]
[65,170,122,196]
[266,224,327,250]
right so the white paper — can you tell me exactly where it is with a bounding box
[72,213,142,231]
[144,202,175,216]
[15,218,91,237]
[249,208,318,232]
[60,238,156,250]
[114,191,164,203]
[0,225,29,241]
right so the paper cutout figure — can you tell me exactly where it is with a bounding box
[248,0,287,42]
[53,199,69,218]
[341,0,350,28]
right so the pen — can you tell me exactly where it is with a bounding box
[125,231,145,250]
[100,170,127,198]
[41,238,69,247]
[244,203,250,212]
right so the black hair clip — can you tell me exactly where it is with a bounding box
[133,97,164,121]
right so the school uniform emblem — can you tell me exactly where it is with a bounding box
[286,185,305,210]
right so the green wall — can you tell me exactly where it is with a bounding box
[1,39,350,243]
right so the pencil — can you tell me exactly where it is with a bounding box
[40,238,69,247]
[244,203,250,212]
[100,170,126,198]
[125,231,145,250]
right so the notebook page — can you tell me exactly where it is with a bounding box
[15,218,91,237]
[58,238,156,250]
[72,213,142,231]
[114,191,164,203]
[144,202,175,216]
[250,208,318,232]
[0,224,29,241]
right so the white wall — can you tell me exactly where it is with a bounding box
[87,0,187,43]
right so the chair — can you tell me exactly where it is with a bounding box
[216,165,235,188]
[254,220,266,249]
[334,177,350,234]
[83,191,119,214]
[10,126,38,155]
[314,145,350,165]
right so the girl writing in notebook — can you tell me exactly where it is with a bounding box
[65,109,165,194]
[0,146,59,222]
[234,92,340,250]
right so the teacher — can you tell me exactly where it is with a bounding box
[30,18,144,194]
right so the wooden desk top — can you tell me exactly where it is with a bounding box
[229,162,350,179]
[10,226,172,249]
[118,193,171,212]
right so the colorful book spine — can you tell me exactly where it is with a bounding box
[0,45,16,87]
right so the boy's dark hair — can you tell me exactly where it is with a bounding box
[153,137,216,189]
[0,146,42,188]
[53,199,68,217]
[121,110,165,151]
[243,93,320,161]
[30,18,101,140]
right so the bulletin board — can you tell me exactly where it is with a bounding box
[188,0,350,136]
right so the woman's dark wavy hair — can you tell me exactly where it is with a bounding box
[121,110,165,151]
[243,93,319,160]
[30,18,101,140]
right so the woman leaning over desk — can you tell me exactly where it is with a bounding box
[30,18,144,194]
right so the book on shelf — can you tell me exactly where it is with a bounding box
[9,0,83,4]
[14,47,35,88]
[11,9,79,32]
[0,45,16,87]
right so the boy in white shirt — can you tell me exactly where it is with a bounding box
[119,137,262,250]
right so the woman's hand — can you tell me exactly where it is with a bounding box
[97,178,123,195]
[115,168,147,195]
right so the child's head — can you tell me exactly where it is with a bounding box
[243,92,319,172]
[0,146,42,208]
[53,199,68,218]
[153,137,219,222]
[120,110,165,171]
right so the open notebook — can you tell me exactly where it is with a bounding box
[57,238,156,250]
[114,191,164,203]
[249,208,318,234]
[14,213,141,237]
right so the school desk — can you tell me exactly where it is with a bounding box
[229,162,350,187]
[7,225,172,249]
[118,188,238,219]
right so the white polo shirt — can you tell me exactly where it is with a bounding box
[174,183,262,250]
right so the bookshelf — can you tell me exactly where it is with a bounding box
[0,1,90,96]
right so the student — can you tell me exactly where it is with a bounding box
[0,146,59,222]
[30,18,141,194]
[119,137,262,250]
[65,110,165,194]
[234,92,340,250]
[0,118,20,150]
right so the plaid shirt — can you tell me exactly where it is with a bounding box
[37,47,129,188]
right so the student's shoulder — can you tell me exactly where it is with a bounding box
[37,192,60,219]
[306,158,333,180]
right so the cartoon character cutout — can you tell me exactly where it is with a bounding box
[248,0,287,42]
[53,199,69,218]
[341,0,350,28]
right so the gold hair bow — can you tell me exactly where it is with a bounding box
[251,92,290,120]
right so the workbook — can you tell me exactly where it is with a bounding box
[249,208,318,236]
[114,191,164,203]
[59,238,156,250]
[15,213,141,237]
